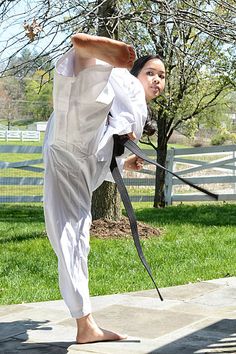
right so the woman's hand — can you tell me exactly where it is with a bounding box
[127,132,136,140]
[124,154,144,171]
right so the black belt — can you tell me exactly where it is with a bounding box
[110,135,218,301]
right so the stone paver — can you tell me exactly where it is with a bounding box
[0,277,235,354]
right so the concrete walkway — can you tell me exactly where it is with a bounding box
[0,277,235,354]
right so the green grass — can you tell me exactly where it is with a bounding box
[0,202,235,305]
[139,141,189,150]
[0,204,58,303]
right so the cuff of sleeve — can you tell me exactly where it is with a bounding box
[109,112,136,136]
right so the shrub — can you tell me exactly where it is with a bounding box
[211,133,227,145]
[211,131,236,145]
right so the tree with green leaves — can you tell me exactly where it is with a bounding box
[0,48,53,125]
[118,0,236,205]
[23,70,53,121]
[1,0,235,207]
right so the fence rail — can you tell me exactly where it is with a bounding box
[0,145,43,203]
[0,130,40,142]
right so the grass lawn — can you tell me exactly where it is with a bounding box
[0,202,235,305]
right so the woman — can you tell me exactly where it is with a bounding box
[43,33,165,344]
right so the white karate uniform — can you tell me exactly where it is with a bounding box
[43,49,147,318]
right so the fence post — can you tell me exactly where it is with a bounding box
[233,150,236,194]
[165,148,175,206]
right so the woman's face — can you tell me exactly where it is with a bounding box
[137,58,166,102]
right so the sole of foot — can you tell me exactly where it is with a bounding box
[71,33,136,69]
[76,327,127,344]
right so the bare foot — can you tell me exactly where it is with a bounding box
[76,314,127,344]
[71,33,136,69]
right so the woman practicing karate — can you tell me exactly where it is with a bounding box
[43,33,165,344]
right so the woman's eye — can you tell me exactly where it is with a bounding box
[147,71,153,76]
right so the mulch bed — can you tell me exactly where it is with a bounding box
[90,216,161,239]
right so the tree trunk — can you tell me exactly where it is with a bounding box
[154,148,167,208]
[154,114,168,208]
[91,0,121,221]
[92,181,121,220]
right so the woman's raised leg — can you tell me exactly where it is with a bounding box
[71,33,136,74]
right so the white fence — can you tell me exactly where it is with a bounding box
[165,144,236,205]
[0,144,236,204]
[0,145,43,203]
[0,130,40,142]
[0,124,7,131]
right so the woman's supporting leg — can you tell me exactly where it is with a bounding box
[44,144,127,343]
[44,145,93,318]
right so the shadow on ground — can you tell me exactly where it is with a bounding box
[0,319,74,353]
[0,203,44,223]
[135,203,236,227]
[148,319,236,354]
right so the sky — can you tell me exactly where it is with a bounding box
[0,0,68,68]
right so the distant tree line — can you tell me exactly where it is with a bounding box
[0,49,53,126]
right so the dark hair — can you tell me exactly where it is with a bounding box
[143,114,157,136]
[130,54,163,136]
[130,54,163,78]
